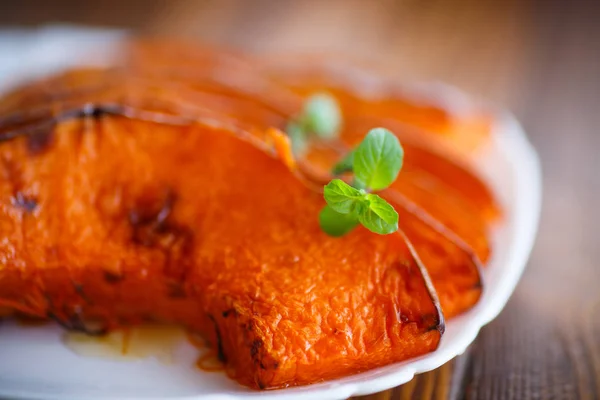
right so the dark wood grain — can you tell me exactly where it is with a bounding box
[461,1,600,398]
[3,0,600,398]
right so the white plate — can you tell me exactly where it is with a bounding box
[0,27,542,400]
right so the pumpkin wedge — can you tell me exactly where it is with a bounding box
[0,41,500,388]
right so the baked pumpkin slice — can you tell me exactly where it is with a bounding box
[0,42,501,388]
[0,89,443,389]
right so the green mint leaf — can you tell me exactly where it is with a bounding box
[332,150,355,175]
[358,194,399,234]
[353,128,404,191]
[319,205,359,237]
[352,177,367,191]
[323,179,365,214]
[302,93,341,139]
[320,127,404,237]
[287,122,308,156]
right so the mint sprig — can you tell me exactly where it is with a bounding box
[358,194,398,234]
[320,128,403,236]
[287,93,342,156]
[331,150,354,175]
[302,93,341,139]
[319,206,359,237]
[323,179,366,214]
[353,127,404,190]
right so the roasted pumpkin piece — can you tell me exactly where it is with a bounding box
[0,110,442,388]
[0,40,502,388]
[257,56,493,151]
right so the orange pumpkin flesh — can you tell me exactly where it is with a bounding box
[0,41,499,388]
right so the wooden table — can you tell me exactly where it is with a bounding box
[3,0,600,398]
